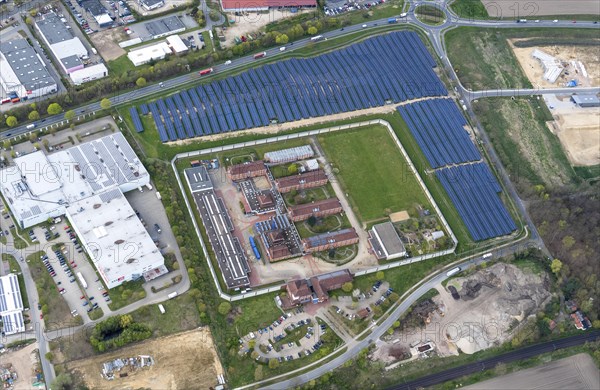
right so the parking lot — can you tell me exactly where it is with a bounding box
[29,220,111,322]
[324,0,388,17]
[65,0,136,34]
[241,310,332,362]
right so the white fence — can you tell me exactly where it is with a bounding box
[172,119,457,301]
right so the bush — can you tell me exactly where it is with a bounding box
[5,116,17,127]
[218,301,232,315]
[47,103,62,115]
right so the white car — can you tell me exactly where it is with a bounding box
[553,19,558,23]
[224,60,232,65]
[362,24,367,28]
[534,20,540,23]
[280,47,286,51]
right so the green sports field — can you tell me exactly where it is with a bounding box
[318,125,430,224]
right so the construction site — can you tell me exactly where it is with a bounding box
[0,342,44,390]
[67,328,224,389]
[372,263,553,366]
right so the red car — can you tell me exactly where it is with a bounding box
[40,314,43,319]
[64,226,70,230]
[80,295,85,299]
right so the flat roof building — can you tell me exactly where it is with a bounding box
[368,222,406,260]
[81,0,113,27]
[0,274,25,335]
[185,166,251,289]
[166,35,188,54]
[140,0,165,11]
[0,39,57,99]
[288,198,342,222]
[127,42,172,66]
[70,63,109,85]
[60,55,84,74]
[66,189,164,289]
[144,16,186,39]
[571,94,600,108]
[35,12,88,62]
[275,170,328,193]
[302,228,359,253]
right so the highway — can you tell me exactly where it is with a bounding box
[388,330,600,390]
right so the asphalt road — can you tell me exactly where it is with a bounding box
[387,330,600,390]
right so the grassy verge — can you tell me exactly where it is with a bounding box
[130,292,202,337]
[9,228,28,249]
[106,279,147,311]
[445,27,600,90]
[317,125,431,223]
[26,251,74,330]
[474,97,579,190]
[1,254,29,308]
[449,0,490,20]
[415,5,446,25]
[87,307,103,321]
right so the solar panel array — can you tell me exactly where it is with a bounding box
[436,163,516,241]
[397,99,481,168]
[140,31,447,142]
[130,107,144,133]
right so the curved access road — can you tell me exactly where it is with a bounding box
[387,330,600,390]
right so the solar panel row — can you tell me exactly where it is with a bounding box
[436,163,517,241]
[139,31,447,142]
[397,99,481,168]
[129,107,144,133]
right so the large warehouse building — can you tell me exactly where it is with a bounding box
[0,39,57,99]
[0,273,25,335]
[0,133,164,289]
[221,0,317,12]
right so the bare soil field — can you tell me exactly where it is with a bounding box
[545,95,600,166]
[91,28,127,61]
[222,8,314,47]
[464,353,600,389]
[67,328,223,390]
[510,40,600,88]
[484,1,600,17]
[0,342,41,390]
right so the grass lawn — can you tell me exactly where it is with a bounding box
[107,279,147,311]
[87,307,103,320]
[449,0,490,20]
[10,228,28,249]
[445,27,600,90]
[26,251,75,330]
[318,125,430,223]
[415,5,446,25]
[130,292,202,337]
[2,254,29,308]
[283,185,333,206]
[474,97,579,190]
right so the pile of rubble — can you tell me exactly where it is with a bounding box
[101,355,154,380]
[0,366,18,389]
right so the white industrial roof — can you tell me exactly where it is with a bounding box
[127,42,171,65]
[0,133,149,227]
[50,38,88,60]
[0,274,24,313]
[70,63,109,84]
[166,35,188,53]
[66,188,164,286]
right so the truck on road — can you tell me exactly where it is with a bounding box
[446,267,461,277]
[388,17,397,23]
[199,68,213,76]
[254,52,266,59]
[167,291,178,299]
[310,35,324,42]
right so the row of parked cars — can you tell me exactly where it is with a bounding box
[324,0,385,16]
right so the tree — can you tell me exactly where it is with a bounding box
[64,110,75,121]
[25,16,34,25]
[120,314,133,328]
[276,34,289,45]
[550,259,563,275]
[100,98,112,110]
[268,358,279,369]
[28,110,40,120]
[136,77,147,87]
[375,271,385,281]
[307,26,318,35]
[29,133,37,142]
[2,140,10,150]
[254,365,264,381]
[307,216,317,227]
[47,103,63,115]
[393,320,400,328]
[387,327,394,335]
[561,235,575,250]
[251,350,259,359]
[51,373,73,390]
[218,301,232,315]
[287,163,298,175]
[5,116,17,127]
[341,282,353,293]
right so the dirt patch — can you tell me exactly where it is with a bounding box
[376,263,552,364]
[222,8,314,47]
[0,342,42,390]
[91,28,127,61]
[484,1,600,16]
[67,328,223,390]
[547,102,600,166]
[510,40,600,88]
